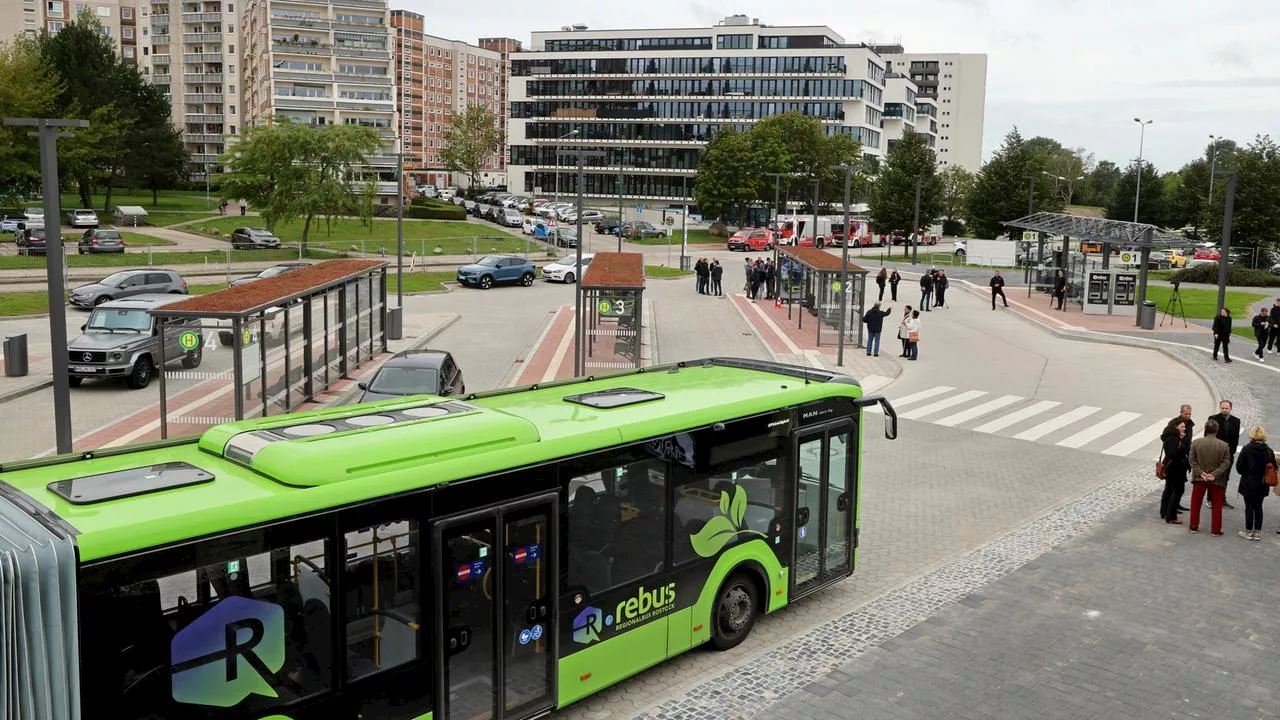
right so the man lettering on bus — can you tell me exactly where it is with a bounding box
[990,271,1008,310]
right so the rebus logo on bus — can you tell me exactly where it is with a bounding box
[572,582,679,645]
[171,595,286,708]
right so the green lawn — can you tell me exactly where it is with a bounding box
[0,292,51,316]
[644,265,693,278]
[139,210,223,228]
[0,248,331,270]
[1143,286,1266,320]
[190,216,519,256]
[118,232,175,247]
[388,272,455,294]
[57,189,218,214]
[624,229,720,246]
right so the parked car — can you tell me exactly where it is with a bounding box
[1165,248,1188,268]
[67,209,99,228]
[463,200,477,213]
[68,269,188,308]
[455,254,537,289]
[23,207,44,219]
[620,221,664,239]
[66,294,201,389]
[542,253,594,283]
[472,202,490,218]
[565,209,603,224]
[594,217,624,235]
[0,214,27,233]
[501,208,524,227]
[550,228,578,248]
[355,349,465,403]
[417,185,438,198]
[954,239,967,257]
[727,229,775,252]
[16,227,47,255]
[1146,251,1172,270]
[77,228,126,254]
[484,205,504,222]
[451,196,465,206]
[535,203,565,218]
[231,262,311,286]
[230,227,283,249]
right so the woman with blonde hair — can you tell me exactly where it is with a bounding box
[1235,426,1277,540]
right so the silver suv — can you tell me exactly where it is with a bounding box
[67,294,202,389]
[69,269,188,308]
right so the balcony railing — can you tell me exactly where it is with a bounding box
[272,96,336,109]
[185,133,223,142]
[270,16,330,29]
[150,74,173,84]
[190,153,221,163]
[272,41,331,56]
[182,73,223,82]
[273,70,334,82]
[336,100,393,110]
[183,93,224,102]
[181,32,222,42]
[334,72,391,85]
[152,53,171,64]
[332,46,389,60]
[185,113,225,122]
[330,0,387,9]
[180,11,222,21]
[152,33,170,44]
[182,52,224,62]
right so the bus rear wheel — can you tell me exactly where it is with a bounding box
[711,573,759,651]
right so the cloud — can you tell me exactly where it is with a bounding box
[1156,77,1280,88]
[1210,45,1251,69]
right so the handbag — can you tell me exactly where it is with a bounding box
[1266,462,1278,487]
[1155,447,1166,480]
[908,331,919,342]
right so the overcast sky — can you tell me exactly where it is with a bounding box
[408,0,1268,172]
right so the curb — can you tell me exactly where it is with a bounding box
[0,376,53,404]
[325,313,461,407]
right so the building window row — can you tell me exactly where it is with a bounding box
[524,171,693,198]
[882,103,915,122]
[867,60,885,85]
[523,120,751,143]
[758,34,838,49]
[511,100,849,122]
[865,107,882,125]
[514,55,847,77]
[525,77,868,100]
[716,34,751,49]
[827,125,880,148]
[543,36,712,52]
[510,145,700,170]
[334,12,382,26]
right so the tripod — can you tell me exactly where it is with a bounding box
[1159,283,1187,328]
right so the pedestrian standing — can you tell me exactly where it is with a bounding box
[1211,307,1233,363]
[989,271,1008,309]
[1235,426,1276,540]
[765,259,777,300]
[1269,299,1280,353]
[694,258,708,295]
[1052,270,1067,311]
[906,310,921,360]
[743,258,753,295]
[1159,419,1190,524]
[238,199,247,216]
[897,306,913,357]
[1209,400,1241,510]
[876,267,888,302]
[934,270,948,308]
[889,269,901,302]
[1188,419,1232,536]
[862,302,892,357]
[918,272,934,312]
[1253,307,1270,362]
[710,260,723,296]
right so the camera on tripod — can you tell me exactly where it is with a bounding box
[1171,279,1181,293]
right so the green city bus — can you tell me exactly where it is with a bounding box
[0,357,895,720]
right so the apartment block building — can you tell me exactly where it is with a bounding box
[874,46,987,171]
[6,0,143,64]
[241,0,399,196]
[507,15,892,206]
[479,36,521,185]
[390,11,511,189]
[881,73,939,153]
[148,0,241,180]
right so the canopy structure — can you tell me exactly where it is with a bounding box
[779,246,869,349]
[581,251,645,372]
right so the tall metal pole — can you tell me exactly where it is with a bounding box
[1026,175,1035,216]
[396,149,404,306]
[573,151,585,376]
[1207,134,1218,214]
[911,176,921,266]
[1133,118,1152,223]
[766,172,785,269]
[811,180,820,251]
[679,176,689,268]
[6,117,87,454]
[1217,173,1236,312]
[617,171,623,253]
[837,165,852,366]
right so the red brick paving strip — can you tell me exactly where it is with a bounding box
[161,260,386,314]
[581,252,644,288]
[781,246,869,274]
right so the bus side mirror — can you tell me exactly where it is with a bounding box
[852,395,897,440]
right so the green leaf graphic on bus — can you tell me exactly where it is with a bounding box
[689,485,766,557]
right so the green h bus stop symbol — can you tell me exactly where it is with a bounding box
[597,299,614,315]
[178,331,201,351]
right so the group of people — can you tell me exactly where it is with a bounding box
[861,302,921,360]
[692,258,724,296]
[1249,298,1280,362]
[216,199,248,216]
[743,257,779,300]
[1158,400,1277,539]
[917,268,950,311]
[874,267,902,302]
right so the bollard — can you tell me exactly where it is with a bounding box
[3,334,28,377]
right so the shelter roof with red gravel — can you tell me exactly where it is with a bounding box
[780,246,869,274]
[153,259,387,317]
[581,252,645,289]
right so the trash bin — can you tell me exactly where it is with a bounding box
[386,306,403,341]
[679,255,692,271]
[3,334,28,377]
[1139,300,1157,330]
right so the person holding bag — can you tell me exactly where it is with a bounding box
[906,310,921,361]
[897,305,913,357]
[1235,426,1277,540]
[1159,419,1190,524]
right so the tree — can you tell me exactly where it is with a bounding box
[1106,161,1166,226]
[693,128,762,226]
[1046,147,1094,205]
[965,128,1059,238]
[0,36,61,205]
[441,105,501,191]
[217,121,382,250]
[1208,135,1280,267]
[1164,159,1210,233]
[749,112,862,209]
[868,129,941,235]
[938,165,975,235]
[1078,160,1122,207]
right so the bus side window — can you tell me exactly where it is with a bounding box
[343,519,421,680]
[564,451,668,596]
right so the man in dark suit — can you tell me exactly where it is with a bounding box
[1173,404,1195,512]
[1207,399,1241,509]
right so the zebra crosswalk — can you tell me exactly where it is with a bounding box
[866,385,1166,459]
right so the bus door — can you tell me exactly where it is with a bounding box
[432,493,558,720]
[792,423,856,598]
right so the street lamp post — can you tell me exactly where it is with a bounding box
[396,148,404,307]
[1132,118,1153,223]
[553,129,579,207]
[837,164,854,367]
[911,175,921,265]
[573,150,585,376]
[766,172,788,270]
[1207,134,1220,216]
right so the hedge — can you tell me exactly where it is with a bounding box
[406,205,466,220]
[1170,262,1280,287]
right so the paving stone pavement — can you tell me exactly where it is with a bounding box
[553,421,1144,720]
[755,481,1280,720]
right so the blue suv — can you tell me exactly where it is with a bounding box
[456,254,537,289]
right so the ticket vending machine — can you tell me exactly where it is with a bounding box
[1081,269,1141,316]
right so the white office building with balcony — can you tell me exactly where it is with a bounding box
[873,46,987,171]
[507,15,892,208]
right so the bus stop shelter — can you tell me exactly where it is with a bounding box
[150,259,388,438]
[779,246,869,349]
[581,252,645,373]
[1003,213,1196,325]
